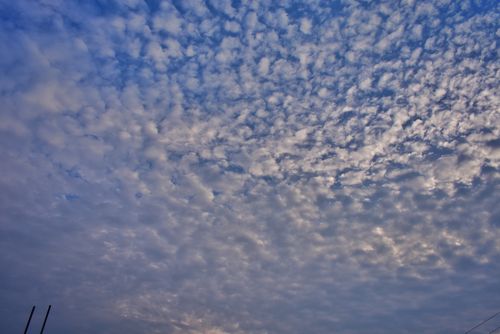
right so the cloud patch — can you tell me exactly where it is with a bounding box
[0,1,499,334]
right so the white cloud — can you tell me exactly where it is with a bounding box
[1,1,499,334]
[300,18,312,34]
[258,57,270,75]
[224,21,240,33]
[153,13,183,35]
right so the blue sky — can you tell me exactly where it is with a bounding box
[0,0,499,333]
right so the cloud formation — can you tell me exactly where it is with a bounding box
[0,0,499,333]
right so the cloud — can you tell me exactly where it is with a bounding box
[300,18,312,34]
[0,1,499,333]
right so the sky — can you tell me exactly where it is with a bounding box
[0,0,499,333]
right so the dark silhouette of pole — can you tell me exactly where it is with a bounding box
[23,306,36,334]
[39,305,51,334]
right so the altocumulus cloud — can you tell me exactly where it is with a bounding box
[0,0,499,333]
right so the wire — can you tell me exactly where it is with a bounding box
[489,325,500,334]
[464,311,500,334]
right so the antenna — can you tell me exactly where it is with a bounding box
[23,306,36,334]
[39,305,52,334]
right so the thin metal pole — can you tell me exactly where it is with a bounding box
[23,306,36,334]
[39,305,51,334]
